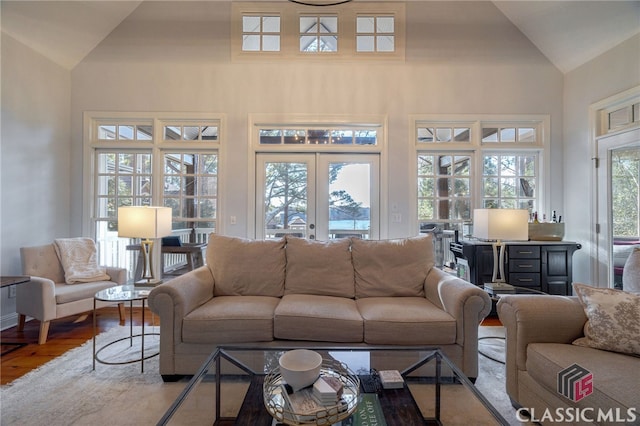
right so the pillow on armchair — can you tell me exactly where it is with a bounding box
[53,237,110,284]
[572,283,640,356]
[622,247,640,294]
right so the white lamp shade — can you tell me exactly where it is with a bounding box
[473,209,529,241]
[118,206,172,239]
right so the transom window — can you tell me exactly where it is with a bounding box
[232,2,405,60]
[97,122,152,141]
[259,127,377,145]
[163,123,219,141]
[417,125,472,144]
[481,125,537,144]
[356,15,395,52]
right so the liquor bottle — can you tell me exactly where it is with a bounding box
[552,210,557,223]
[533,212,539,223]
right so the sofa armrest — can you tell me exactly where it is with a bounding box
[425,268,492,377]
[105,266,127,285]
[497,295,587,400]
[16,276,57,322]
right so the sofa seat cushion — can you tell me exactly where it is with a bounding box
[351,235,434,298]
[274,294,363,343]
[55,281,116,304]
[284,237,355,298]
[208,234,286,297]
[356,297,456,345]
[526,343,640,411]
[182,296,279,344]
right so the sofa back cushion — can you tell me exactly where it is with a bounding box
[351,235,434,298]
[284,237,355,298]
[208,234,286,297]
[21,244,66,284]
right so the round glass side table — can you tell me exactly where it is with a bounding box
[92,285,159,373]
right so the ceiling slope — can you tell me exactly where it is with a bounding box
[1,1,639,73]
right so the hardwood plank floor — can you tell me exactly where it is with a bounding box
[0,307,157,385]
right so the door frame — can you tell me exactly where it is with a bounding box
[590,86,640,287]
[247,114,389,240]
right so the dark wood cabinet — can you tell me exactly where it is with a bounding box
[450,240,581,295]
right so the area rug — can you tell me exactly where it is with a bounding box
[1,325,526,426]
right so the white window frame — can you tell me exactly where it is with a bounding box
[248,113,388,239]
[410,114,550,235]
[231,2,405,61]
[83,112,225,255]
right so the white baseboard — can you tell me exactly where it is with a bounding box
[1,312,23,331]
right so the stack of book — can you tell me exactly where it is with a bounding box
[312,376,344,405]
[378,370,404,390]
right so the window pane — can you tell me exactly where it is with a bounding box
[260,129,282,144]
[377,17,394,33]
[436,128,452,142]
[99,125,116,140]
[355,130,376,145]
[501,177,517,197]
[357,36,374,52]
[243,16,260,32]
[482,128,499,143]
[308,130,329,144]
[483,177,499,197]
[164,126,181,140]
[454,128,470,142]
[137,125,152,140]
[483,156,498,175]
[417,128,434,143]
[500,156,516,176]
[500,128,516,142]
[119,125,134,140]
[377,35,394,52]
[263,35,280,51]
[300,35,317,52]
[243,35,260,51]
[634,103,640,123]
[518,178,535,197]
[320,17,338,33]
[201,126,218,140]
[454,156,470,175]
[283,130,305,144]
[453,178,470,196]
[609,107,629,129]
[332,130,353,144]
[320,35,338,52]
[517,156,536,176]
[418,177,434,197]
[418,199,435,220]
[357,16,374,33]
[263,16,280,33]
[518,128,535,143]
[418,156,434,174]
[183,126,199,140]
[300,17,316,32]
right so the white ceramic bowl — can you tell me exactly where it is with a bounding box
[279,349,322,392]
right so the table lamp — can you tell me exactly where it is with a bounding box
[118,206,172,285]
[473,209,529,288]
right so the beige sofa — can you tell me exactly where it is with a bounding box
[498,295,640,425]
[148,234,492,381]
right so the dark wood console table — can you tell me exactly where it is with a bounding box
[450,240,581,295]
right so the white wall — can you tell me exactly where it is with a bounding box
[70,1,564,239]
[563,34,640,286]
[0,34,71,328]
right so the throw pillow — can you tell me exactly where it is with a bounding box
[622,247,640,294]
[208,234,286,297]
[53,237,110,284]
[351,234,434,298]
[284,237,355,298]
[572,282,640,356]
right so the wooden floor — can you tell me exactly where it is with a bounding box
[0,307,157,385]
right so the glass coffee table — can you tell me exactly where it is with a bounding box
[157,346,508,425]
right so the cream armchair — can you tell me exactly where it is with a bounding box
[18,243,126,344]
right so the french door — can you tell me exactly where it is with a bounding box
[256,153,379,240]
[596,127,640,287]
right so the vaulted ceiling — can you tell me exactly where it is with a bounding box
[2,0,639,73]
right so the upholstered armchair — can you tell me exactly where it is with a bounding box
[18,241,127,344]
